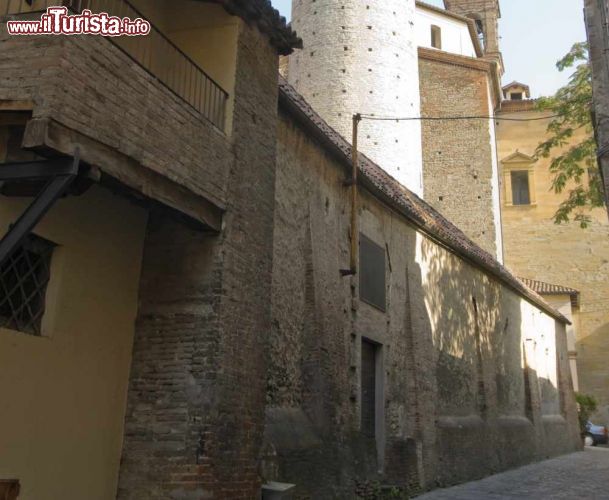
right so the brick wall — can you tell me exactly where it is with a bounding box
[117,21,280,499]
[269,104,580,497]
[0,21,231,209]
[419,54,501,258]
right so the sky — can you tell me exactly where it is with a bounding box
[271,0,587,98]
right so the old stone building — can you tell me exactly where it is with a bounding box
[285,1,505,260]
[267,78,579,498]
[417,0,503,260]
[0,1,581,499]
[497,88,609,424]
[0,1,300,498]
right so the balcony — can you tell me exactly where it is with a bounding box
[2,0,231,132]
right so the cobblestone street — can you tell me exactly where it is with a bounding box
[418,448,609,499]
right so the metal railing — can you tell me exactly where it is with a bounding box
[2,0,229,130]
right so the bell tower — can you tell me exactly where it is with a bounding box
[444,0,502,72]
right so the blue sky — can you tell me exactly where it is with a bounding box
[271,0,586,98]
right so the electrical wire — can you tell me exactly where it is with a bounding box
[357,113,561,122]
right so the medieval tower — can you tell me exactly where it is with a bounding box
[444,0,503,71]
[288,0,424,196]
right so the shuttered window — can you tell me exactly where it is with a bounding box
[359,234,386,311]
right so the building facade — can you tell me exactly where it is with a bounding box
[417,1,504,260]
[0,1,582,499]
[286,0,505,260]
[265,80,579,498]
[497,92,609,424]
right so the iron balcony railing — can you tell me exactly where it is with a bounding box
[2,0,229,131]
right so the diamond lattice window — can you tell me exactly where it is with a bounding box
[0,234,55,336]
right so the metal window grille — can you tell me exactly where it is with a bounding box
[359,234,386,312]
[0,234,55,336]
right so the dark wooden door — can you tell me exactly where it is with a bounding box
[0,480,20,500]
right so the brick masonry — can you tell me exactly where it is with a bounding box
[266,94,581,497]
[0,5,582,500]
[419,53,502,258]
[116,21,281,500]
[0,21,231,210]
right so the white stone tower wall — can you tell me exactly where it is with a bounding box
[289,0,424,196]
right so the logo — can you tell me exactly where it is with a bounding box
[7,6,151,36]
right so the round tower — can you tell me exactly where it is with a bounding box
[288,0,424,196]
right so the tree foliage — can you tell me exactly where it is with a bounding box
[535,42,604,228]
[576,392,598,436]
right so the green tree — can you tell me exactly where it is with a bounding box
[535,42,605,228]
[576,392,598,436]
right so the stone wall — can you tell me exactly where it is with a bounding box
[117,21,280,499]
[268,101,580,498]
[419,52,502,259]
[497,105,609,425]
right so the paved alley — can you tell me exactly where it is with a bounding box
[418,448,609,499]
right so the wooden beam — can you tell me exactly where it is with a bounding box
[0,100,35,112]
[22,118,224,232]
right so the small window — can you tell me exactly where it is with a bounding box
[510,92,523,101]
[0,234,55,336]
[511,170,531,205]
[359,234,386,311]
[431,25,442,50]
[474,18,484,35]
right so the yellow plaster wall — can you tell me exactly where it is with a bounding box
[497,107,609,421]
[0,186,148,500]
